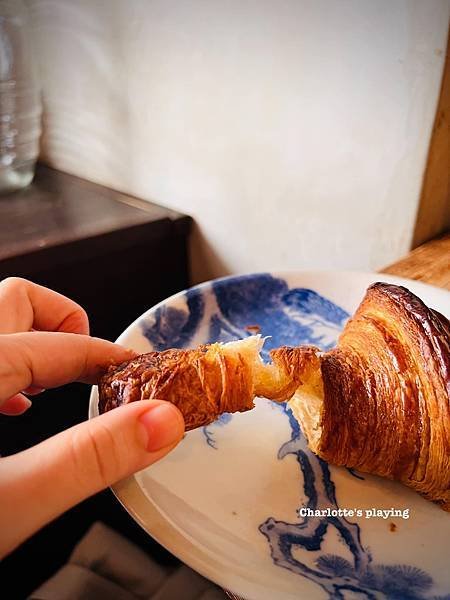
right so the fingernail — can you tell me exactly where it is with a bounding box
[0,395,32,416]
[138,403,185,452]
[23,386,45,396]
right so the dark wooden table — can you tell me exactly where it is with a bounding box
[0,164,192,341]
[0,165,193,598]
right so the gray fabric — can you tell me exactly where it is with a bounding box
[198,588,229,600]
[29,563,136,600]
[70,522,169,598]
[30,522,228,600]
[151,565,212,600]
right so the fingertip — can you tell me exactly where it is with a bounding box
[58,308,90,335]
[138,401,185,452]
[91,338,137,360]
[103,344,139,370]
[23,385,45,396]
[115,345,139,361]
[0,394,32,416]
[78,338,139,383]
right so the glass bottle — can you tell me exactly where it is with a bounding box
[0,0,41,194]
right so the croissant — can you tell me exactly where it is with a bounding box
[98,282,450,510]
[98,336,320,430]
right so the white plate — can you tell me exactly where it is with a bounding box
[89,271,450,600]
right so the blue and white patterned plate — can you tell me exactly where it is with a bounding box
[89,271,450,600]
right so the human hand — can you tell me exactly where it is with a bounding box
[0,278,185,558]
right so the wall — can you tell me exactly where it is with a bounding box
[28,0,449,283]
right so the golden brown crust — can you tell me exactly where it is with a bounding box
[99,344,256,430]
[317,283,450,510]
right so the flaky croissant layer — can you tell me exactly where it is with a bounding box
[98,283,450,511]
[98,335,320,430]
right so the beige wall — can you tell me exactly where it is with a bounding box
[28,0,449,282]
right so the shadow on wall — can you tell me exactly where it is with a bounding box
[190,222,232,284]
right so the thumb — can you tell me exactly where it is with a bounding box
[0,400,185,558]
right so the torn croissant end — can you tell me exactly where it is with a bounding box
[98,282,450,511]
[98,334,320,430]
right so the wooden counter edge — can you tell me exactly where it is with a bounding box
[380,232,450,291]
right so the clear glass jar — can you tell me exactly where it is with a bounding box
[0,0,41,194]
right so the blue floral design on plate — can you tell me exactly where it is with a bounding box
[140,273,447,600]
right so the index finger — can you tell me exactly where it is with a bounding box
[0,332,136,404]
[0,277,89,335]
